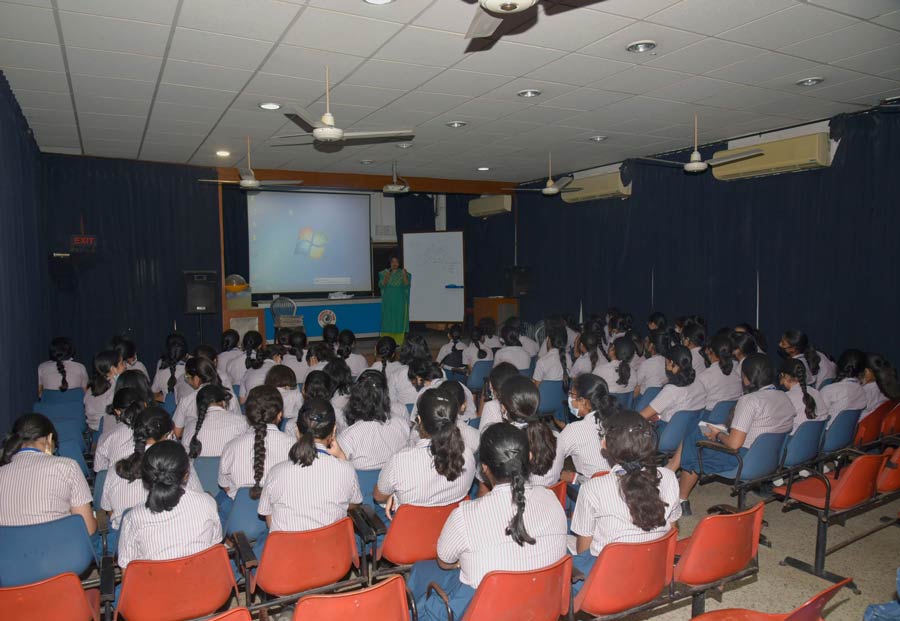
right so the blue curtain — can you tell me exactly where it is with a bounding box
[394,193,435,239]
[0,71,49,431]
[222,187,249,279]
[41,155,222,367]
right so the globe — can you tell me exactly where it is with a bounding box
[224,274,249,293]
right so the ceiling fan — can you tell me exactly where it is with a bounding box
[383,161,410,195]
[463,0,603,40]
[636,115,764,174]
[272,67,415,147]
[198,137,304,191]
[503,153,582,196]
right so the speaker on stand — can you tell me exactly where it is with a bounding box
[505,266,532,297]
[184,271,218,344]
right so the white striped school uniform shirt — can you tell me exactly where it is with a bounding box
[218,425,294,498]
[507,421,566,486]
[484,335,503,350]
[690,347,707,378]
[557,414,610,484]
[729,385,795,447]
[83,386,116,431]
[648,382,707,423]
[437,342,467,367]
[259,448,362,532]
[151,361,186,396]
[821,378,868,422]
[172,383,240,431]
[217,348,244,377]
[571,465,681,557]
[388,364,419,407]
[38,360,89,391]
[862,381,888,419]
[493,346,532,371]
[636,355,667,392]
[240,360,278,398]
[337,418,411,471]
[462,344,493,369]
[181,406,249,457]
[117,489,222,569]
[410,380,477,422]
[533,349,572,382]
[570,355,594,379]
[408,419,479,456]
[0,451,92,526]
[520,335,540,358]
[341,353,369,378]
[102,460,204,529]
[281,353,309,384]
[278,387,303,431]
[786,384,830,432]
[174,376,193,406]
[815,353,837,389]
[377,439,476,508]
[478,400,503,435]
[124,359,149,378]
[437,483,568,588]
[368,360,402,377]
[96,414,127,453]
[697,363,743,411]
[94,424,135,472]
[592,360,637,395]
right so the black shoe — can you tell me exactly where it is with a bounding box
[680,500,692,517]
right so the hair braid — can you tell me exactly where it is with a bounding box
[56,359,68,391]
[507,470,536,546]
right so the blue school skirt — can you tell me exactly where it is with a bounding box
[408,560,476,621]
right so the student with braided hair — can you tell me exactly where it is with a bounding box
[110,336,149,378]
[84,350,126,432]
[559,374,618,484]
[862,353,900,418]
[478,363,520,435]
[532,326,572,389]
[172,356,237,439]
[338,370,410,471]
[462,327,493,374]
[571,331,603,379]
[305,341,336,372]
[95,387,148,472]
[634,329,674,398]
[504,316,539,357]
[500,375,565,487]
[225,330,264,388]
[183,384,248,458]
[368,336,400,376]
[639,345,706,423]
[265,364,302,432]
[592,336,637,397]
[570,410,681,595]
[217,329,243,375]
[337,329,368,378]
[682,322,709,377]
[779,359,829,432]
[407,422,567,621]
[820,349,868,421]
[493,325,532,371]
[697,333,743,411]
[282,329,310,384]
[38,337,88,397]
[239,344,284,403]
[151,333,188,402]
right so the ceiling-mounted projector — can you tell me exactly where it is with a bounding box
[382,161,410,195]
[480,0,538,12]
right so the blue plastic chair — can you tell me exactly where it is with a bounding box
[58,439,90,477]
[0,515,96,586]
[538,380,566,421]
[40,388,85,404]
[162,392,176,415]
[405,403,414,415]
[93,469,107,510]
[781,419,828,469]
[528,356,537,377]
[633,386,662,413]
[356,469,382,508]
[41,415,86,449]
[193,457,221,495]
[233,384,241,399]
[818,378,835,390]
[612,392,633,409]
[518,368,532,377]
[446,370,467,384]
[699,432,788,510]
[466,360,492,393]
[704,400,737,425]
[33,400,85,422]
[224,487,266,542]
[657,409,704,455]
[821,409,862,455]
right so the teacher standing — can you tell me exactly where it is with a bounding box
[379,255,411,345]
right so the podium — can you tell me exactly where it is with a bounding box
[473,297,519,326]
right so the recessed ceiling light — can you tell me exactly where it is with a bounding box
[795,77,824,87]
[363,0,394,4]
[258,102,281,110]
[446,120,467,128]
[477,166,491,171]
[396,143,413,149]
[517,89,542,98]
[359,159,375,165]
[626,40,657,53]
[589,135,608,142]
[216,150,230,157]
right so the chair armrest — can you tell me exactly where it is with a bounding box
[696,440,738,454]
[426,582,453,621]
[231,531,258,570]
[348,506,377,543]
[406,585,420,621]
[571,566,586,583]
[99,555,116,604]
[357,504,388,537]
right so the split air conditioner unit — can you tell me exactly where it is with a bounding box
[468,194,512,218]
[561,171,631,203]
[711,133,831,181]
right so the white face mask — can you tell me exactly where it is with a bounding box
[567,396,580,417]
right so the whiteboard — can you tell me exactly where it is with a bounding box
[403,232,465,322]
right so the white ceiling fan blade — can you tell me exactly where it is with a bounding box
[501,188,546,192]
[256,180,304,185]
[271,132,312,140]
[269,141,317,148]
[237,167,255,181]
[706,149,764,167]
[559,187,584,193]
[554,175,575,191]
[284,105,325,132]
[466,7,506,38]
[341,130,415,141]
[634,157,684,168]
[198,179,242,184]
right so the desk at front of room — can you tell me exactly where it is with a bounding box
[256,297,382,341]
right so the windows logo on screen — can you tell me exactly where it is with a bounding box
[294,227,327,260]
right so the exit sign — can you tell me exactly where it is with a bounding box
[70,235,97,253]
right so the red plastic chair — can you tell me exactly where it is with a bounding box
[293,574,410,620]
[591,471,610,479]
[378,503,460,566]
[674,503,765,616]
[855,400,897,447]
[881,402,900,436]
[430,555,572,621]
[206,609,252,621]
[692,577,852,619]
[0,572,100,621]
[251,517,361,598]
[574,528,677,617]
[115,544,237,621]
[877,448,900,493]
[548,481,567,509]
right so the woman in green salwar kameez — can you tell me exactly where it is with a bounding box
[379,255,410,345]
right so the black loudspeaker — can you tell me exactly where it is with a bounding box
[506,266,532,297]
[184,271,219,314]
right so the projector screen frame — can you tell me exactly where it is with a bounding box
[246,189,373,296]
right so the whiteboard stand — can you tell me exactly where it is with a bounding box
[402,231,465,323]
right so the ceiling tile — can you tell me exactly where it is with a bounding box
[375,26,468,67]
[835,44,900,75]
[152,100,227,123]
[322,83,405,108]
[140,131,202,148]
[0,0,51,7]
[71,74,156,99]
[648,39,765,74]
[244,73,325,104]
[389,91,471,115]
[874,10,900,28]
[178,0,300,42]
[450,97,529,121]
[146,115,215,136]
[807,76,900,102]
[0,38,64,71]
[11,88,70,110]
[78,112,146,132]
[806,0,900,19]
[139,142,197,163]
[579,23,704,64]
[75,93,150,117]
[2,67,68,93]
[418,70,515,97]
[82,137,139,159]
[169,28,271,71]
[345,59,443,90]
[603,95,695,124]
[307,0,434,24]
[219,107,288,131]
[590,65,690,94]
[262,44,365,82]
[55,0,179,25]
[349,107,435,129]
[480,78,577,103]
[162,59,253,92]
[414,1,497,34]
[453,41,566,76]
[648,76,748,103]
[849,86,900,105]
[306,101,378,124]
[526,54,633,86]
[66,47,162,81]
[500,4,635,52]
[705,52,818,85]
[779,23,900,63]
[30,123,80,146]
[647,0,793,36]
[696,83,791,109]
[156,83,237,108]
[759,64,863,93]
[0,2,57,44]
[718,4,856,49]
[59,11,170,56]
[580,0,681,20]
[500,105,582,125]
[539,87,630,111]
[21,106,76,125]
[284,7,402,57]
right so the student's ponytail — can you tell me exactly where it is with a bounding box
[421,387,466,482]
[500,325,521,348]
[500,376,556,476]
[866,353,900,400]
[142,441,189,513]
[242,331,264,371]
[49,337,74,392]
[710,334,736,376]
[805,346,821,376]
[288,330,308,359]
[781,359,816,419]
[244,385,283,499]
[1,414,56,466]
[375,336,397,375]
[480,423,535,547]
[580,332,601,370]
[613,337,635,387]
[337,329,355,360]
[289,398,336,467]
[116,407,172,482]
[89,350,120,397]
[472,327,487,360]
[159,333,188,394]
[548,327,570,390]
[189,384,231,458]
[108,387,146,429]
[684,323,709,368]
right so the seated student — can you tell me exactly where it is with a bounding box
[779,359,829,432]
[325,359,353,413]
[559,374,617,484]
[778,330,821,386]
[675,354,794,513]
[504,317,539,358]
[38,336,89,398]
[639,345,706,423]
[409,362,477,422]
[96,387,148,467]
[571,331,603,379]
[217,329,244,377]
[734,323,768,355]
[731,329,759,377]
[110,336,149,379]
[389,335,432,408]
[533,327,572,387]
[478,363,520,435]
[84,350,126,433]
[682,322,709,378]
[281,329,310,385]
[193,345,236,392]
[240,345,284,404]
[218,386,294,516]
[862,353,900,417]
[634,329,672,398]
[265,365,302,432]
[462,327,493,374]
[172,357,238,439]
[375,388,476,519]
[493,325,533,372]
[437,324,467,374]
[295,370,339,436]
[258,398,361,534]
[117,441,222,570]
[369,336,401,376]
[478,317,502,351]
[0,413,97,535]
[500,376,565,487]
[225,330,263,389]
[151,333,188,403]
[322,323,340,353]
[820,350,869,420]
[570,410,681,594]
[646,312,667,332]
[592,337,637,397]
[697,333,743,411]
[433,381,481,454]
[184,385,248,458]
[337,329,369,378]
[407,422,568,621]
[306,341,336,373]
[338,370,411,472]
